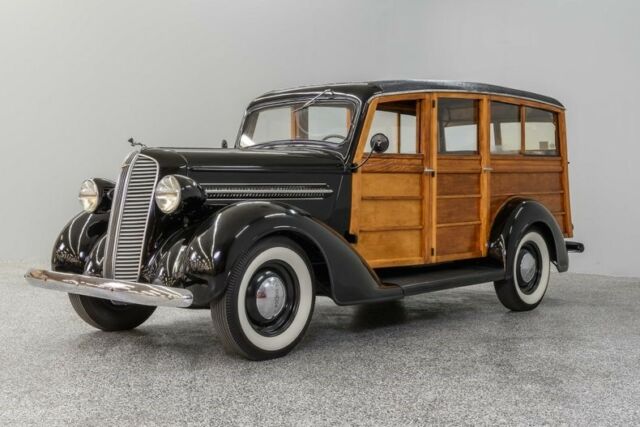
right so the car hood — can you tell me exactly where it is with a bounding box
[140,147,346,174]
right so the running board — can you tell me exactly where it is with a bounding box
[376,260,505,296]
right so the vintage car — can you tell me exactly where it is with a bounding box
[25,80,583,360]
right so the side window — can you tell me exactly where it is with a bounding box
[365,100,419,154]
[490,102,521,154]
[438,98,478,154]
[525,107,558,155]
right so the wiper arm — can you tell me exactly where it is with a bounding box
[292,89,335,113]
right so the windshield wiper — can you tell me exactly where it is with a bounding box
[292,89,335,113]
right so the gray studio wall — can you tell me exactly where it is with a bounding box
[1,0,638,277]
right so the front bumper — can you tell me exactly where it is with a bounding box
[24,269,193,308]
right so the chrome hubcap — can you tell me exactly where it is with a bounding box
[520,251,537,283]
[255,276,286,320]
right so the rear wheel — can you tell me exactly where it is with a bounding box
[494,230,551,311]
[68,294,156,331]
[211,237,315,360]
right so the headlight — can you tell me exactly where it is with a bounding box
[155,175,182,214]
[78,179,99,213]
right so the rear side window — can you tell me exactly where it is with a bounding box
[525,107,558,155]
[490,102,521,154]
[489,102,559,156]
[438,99,478,154]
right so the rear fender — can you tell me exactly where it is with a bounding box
[489,198,569,278]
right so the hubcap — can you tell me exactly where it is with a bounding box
[255,276,286,320]
[519,250,537,283]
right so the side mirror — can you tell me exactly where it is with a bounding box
[369,133,389,153]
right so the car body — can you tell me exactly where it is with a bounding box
[26,80,583,359]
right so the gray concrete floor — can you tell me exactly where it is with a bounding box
[1,262,639,426]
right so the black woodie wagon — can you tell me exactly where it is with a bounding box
[26,81,583,360]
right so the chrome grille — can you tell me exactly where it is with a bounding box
[104,153,158,281]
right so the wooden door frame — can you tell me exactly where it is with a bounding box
[431,92,491,260]
[350,93,434,265]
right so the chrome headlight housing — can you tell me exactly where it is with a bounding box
[78,179,100,213]
[155,175,182,214]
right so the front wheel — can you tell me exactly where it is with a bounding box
[68,294,156,331]
[211,237,315,360]
[494,230,551,311]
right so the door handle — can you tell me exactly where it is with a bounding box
[482,166,494,172]
[424,168,436,176]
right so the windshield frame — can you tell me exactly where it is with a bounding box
[235,93,362,153]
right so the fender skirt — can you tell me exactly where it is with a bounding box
[184,201,402,305]
[488,198,569,278]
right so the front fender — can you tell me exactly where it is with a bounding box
[51,212,110,273]
[184,201,402,305]
[489,198,569,278]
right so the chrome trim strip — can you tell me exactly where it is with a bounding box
[24,268,193,308]
[202,183,333,200]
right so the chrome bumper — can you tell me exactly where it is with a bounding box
[24,268,193,308]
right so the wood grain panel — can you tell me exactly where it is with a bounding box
[360,199,422,229]
[491,172,562,195]
[437,197,480,224]
[357,229,423,265]
[362,173,421,198]
[361,155,423,173]
[437,174,480,196]
[436,224,480,257]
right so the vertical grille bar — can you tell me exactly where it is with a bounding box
[103,153,158,281]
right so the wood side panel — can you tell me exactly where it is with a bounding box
[491,172,562,195]
[360,199,422,229]
[361,155,423,173]
[436,224,480,257]
[491,157,563,173]
[357,229,423,264]
[362,173,421,198]
[437,197,480,224]
[437,174,480,196]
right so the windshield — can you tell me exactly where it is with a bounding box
[239,100,356,148]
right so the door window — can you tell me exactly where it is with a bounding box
[365,100,419,154]
[437,99,479,154]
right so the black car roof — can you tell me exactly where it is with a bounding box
[253,80,564,109]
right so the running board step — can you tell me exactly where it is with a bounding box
[377,260,505,296]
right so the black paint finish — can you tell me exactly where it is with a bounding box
[183,201,402,305]
[489,198,569,278]
[52,212,109,274]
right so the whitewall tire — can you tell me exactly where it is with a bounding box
[211,237,315,360]
[494,230,551,311]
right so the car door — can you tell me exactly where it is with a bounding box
[350,94,433,268]
[431,94,490,262]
